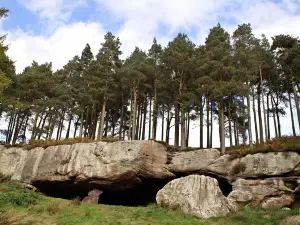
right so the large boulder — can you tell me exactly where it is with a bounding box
[0,140,175,190]
[156,175,237,219]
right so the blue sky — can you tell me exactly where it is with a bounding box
[2,0,300,73]
[1,0,300,146]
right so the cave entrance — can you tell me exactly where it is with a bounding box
[32,178,172,207]
[98,178,172,206]
[32,180,92,200]
[31,174,232,206]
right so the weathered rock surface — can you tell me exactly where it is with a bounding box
[1,141,300,211]
[228,178,296,209]
[0,140,174,190]
[168,149,220,173]
[156,175,237,219]
[228,152,300,178]
[280,215,300,225]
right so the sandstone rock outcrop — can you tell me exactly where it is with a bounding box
[156,175,237,219]
[0,140,174,191]
[1,140,300,210]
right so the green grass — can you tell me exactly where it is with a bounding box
[0,181,298,225]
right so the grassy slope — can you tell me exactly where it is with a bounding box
[0,182,298,225]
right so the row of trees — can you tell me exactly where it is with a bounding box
[1,8,300,152]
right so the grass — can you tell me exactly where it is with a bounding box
[226,136,300,160]
[0,181,298,225]
[2,136,120,151]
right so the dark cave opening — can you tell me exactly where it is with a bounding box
[32,174,232,206]
[210,174,233,196]
[32,178,173,206]
[32,180,93,200]
[98,178,172,206]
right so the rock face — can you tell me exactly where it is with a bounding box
[1,140,300,211]
[228,178,295,209]
[0,140,174,191]
[156,175,237,219]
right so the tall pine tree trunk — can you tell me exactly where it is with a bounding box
[142,98,147,140]
[206,98,210,148]
[292,82,300,130]
[247,93,252,146]
[186,110,190,147]
[152,84,158,140]
[180,105,186,149]
[267,93,271,140]
[166,106,171,144]
[210,105,213,148]
[119,97,124,140]
[228,98,233,147]
[73,117,79,138]
[161,107,165,141]
[148,97,152,140]
[234,120,238,146]
[174,104,180,147]
[30,112,39,141]
[257,85,264,144]
[219,99,225,154]
[98,99,106,140]
[132,86,137,140]
[38,113,49,140]
[65,114,73,139]
[271,96,278,137]
[260,68,268,141]
[79,110,84,138]
[252,88,259,144]
[199,97,204,148]
[135,101,141,140]
[12,113,21,144]
[288,92,296,136]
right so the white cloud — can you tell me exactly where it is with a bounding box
[18,0,88,25]
[6,22,105,73]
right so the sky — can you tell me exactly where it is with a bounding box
[1,0,300,146]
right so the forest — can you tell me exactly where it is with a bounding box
[1,8,300,153]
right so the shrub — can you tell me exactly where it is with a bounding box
[231,161,246,175]
[0,182,41,207]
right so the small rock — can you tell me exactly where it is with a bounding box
[82,189,103,204]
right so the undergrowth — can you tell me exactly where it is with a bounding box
[3,136,120,150]
[226,136,300,160]
[0,181,42,207]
